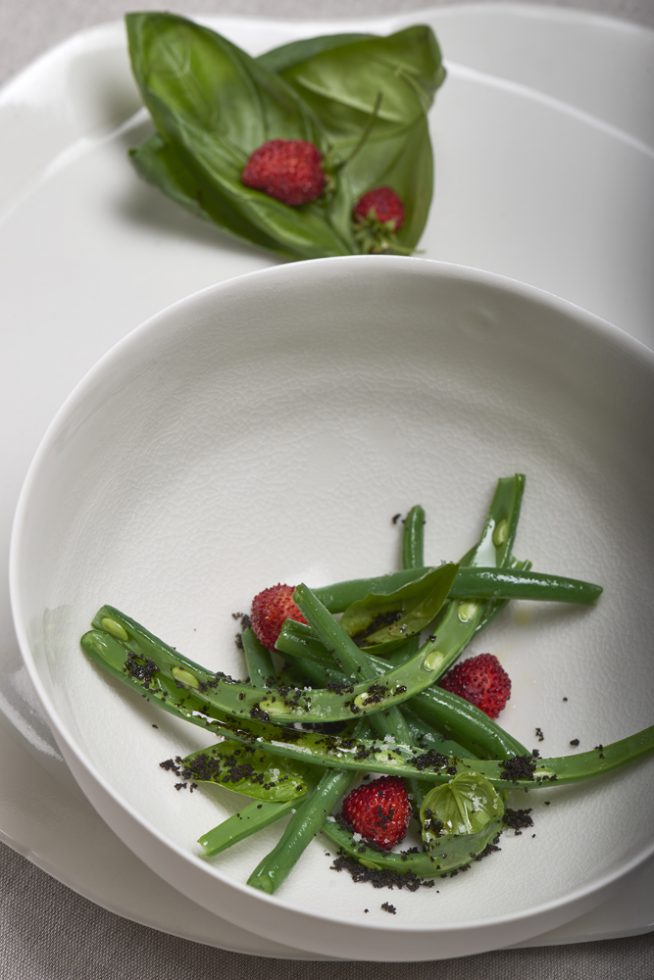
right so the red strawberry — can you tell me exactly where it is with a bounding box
[250,583,307,650]
[341,776,411,850]
[353,186,405,231]
[438,653,511,719]
[241,140,325,206]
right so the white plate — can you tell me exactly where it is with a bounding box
[1,3,653,957]
[11,256,654,961]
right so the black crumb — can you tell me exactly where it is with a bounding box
[364,908,369,914]
[381,902,397,915]
[499,755,536,782]
[330,854,436,892]
[151,724,158,729]
[392,513,402,525]
[562,696,568,702]
[535,727,544,742]
[503,808,534,833]
[595,744,605,758]
[569,738,580,747]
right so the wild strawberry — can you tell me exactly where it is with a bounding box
[241,139,325,206]
[438,653,511,719]
[352,186,407,254]
[250,583,307,650]
[353,186,405,230]
[341,776,411,850]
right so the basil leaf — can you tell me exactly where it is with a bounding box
[130,134,293,256]
[126,12,356,258]
[258,33,371,74]
[420,771,504,842]
[181,740,314,802]
[125,14,444,259]
[340,563,458,646]
[274,26,445,250]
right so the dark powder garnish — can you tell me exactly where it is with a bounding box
[411,749,451,773]
[381,902,397,914]
[352,612,402,647]
[330,854,436,892]
[499,755,536,782]
[125,651,158,686]
[569,738,580,747]
[535,727,544,742]
[503,808,534,834]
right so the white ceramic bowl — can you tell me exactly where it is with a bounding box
[10,257,654,961]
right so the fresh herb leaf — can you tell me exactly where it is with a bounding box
[340,563,458,646]
[181,740,314,802]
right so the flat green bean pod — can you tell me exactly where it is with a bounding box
[86,580,471,725]
[322,813,504,878]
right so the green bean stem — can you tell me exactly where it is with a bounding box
[247,767,357,894]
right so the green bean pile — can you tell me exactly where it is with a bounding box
[81,475,654,894]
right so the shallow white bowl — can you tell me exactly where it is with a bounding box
[10,257,654,961]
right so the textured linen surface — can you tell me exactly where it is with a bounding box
[2,847,654,979]
[2,1,653,978]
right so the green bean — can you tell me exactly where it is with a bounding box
[314,565,601,613]
[452,567,602,604]
[81,627,654,790]
[401,706,473,759]
[241,627,275,687]
[276,618,528,759]
[198,799,297,858]
[402,505,426,569]
[299,575,432,806]
[247,766,357,894]
[85,605,464,725]
[275,620,333,668]
[180,715,654,790]
[322,811,504,878]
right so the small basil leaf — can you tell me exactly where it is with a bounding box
[181,740,314,802]
[341,563,458,646]
[420,771,504,843]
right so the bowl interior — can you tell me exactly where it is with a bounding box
[11,257,654,952]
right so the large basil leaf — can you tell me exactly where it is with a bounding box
[272,26,445,250]
[340,563,458,646]
[126,12,356,258]
[258,33,371,74]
